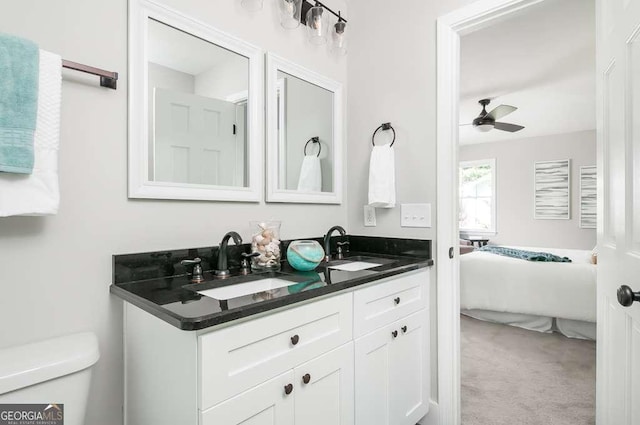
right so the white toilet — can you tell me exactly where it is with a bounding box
[0,332,100,425]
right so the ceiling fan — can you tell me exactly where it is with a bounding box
[463,99,525,133]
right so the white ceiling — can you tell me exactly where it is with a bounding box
[459,0,595,145]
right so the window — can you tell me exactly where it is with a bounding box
[459,158,496,233]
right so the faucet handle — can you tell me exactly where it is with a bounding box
[181,258,204,283]
[240,252,260,275]
[180,257,201,265]
[336,241,350,259]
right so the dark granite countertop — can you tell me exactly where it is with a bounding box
[110,236,433,331]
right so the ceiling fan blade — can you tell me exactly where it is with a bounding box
[494,122,524,132]
[459,123,473,126]
[485,104,517,120]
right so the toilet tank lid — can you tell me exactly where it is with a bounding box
[0,332,100,395]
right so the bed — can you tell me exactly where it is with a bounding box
[460,246,597,340]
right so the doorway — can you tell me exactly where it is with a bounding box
[435,0,598,424]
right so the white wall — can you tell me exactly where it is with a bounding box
[347,0,479,405]
[459,130,597,249]
[0,1,346,424]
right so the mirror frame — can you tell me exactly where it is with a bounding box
[265,53,344,204]
[128,0,264,201]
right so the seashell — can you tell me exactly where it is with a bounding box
[260,237,272,246]
[262,230,273,238]
[253,235,265,244]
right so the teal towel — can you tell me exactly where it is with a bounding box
[0,33,39,174]
[478,246,572,263]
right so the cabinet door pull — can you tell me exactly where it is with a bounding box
[401,325,407,333]
[284,383,294,395]
[302,373,311,384]
[394,297,400,305]
[290,335,300,346]
[392,330,398,338]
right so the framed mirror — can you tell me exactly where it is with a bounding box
[266,53,343,204]
[129,0,263,201]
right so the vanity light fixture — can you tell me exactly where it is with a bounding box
[241,0,263,12]
[306,2,329,45]
[294,1,347,49]
[279,0,302,29]
[331,12,347,55]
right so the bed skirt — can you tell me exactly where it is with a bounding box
[461,309,596,340]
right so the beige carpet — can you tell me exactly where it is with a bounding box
[461,315,596,425]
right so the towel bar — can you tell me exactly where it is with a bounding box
[372,122,395,147]
[304,136,321,157]
[62,59,118,90]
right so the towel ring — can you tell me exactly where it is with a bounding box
[372,122,396,147]
[304,137,321,157]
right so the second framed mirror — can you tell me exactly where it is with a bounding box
[265,53,343,204]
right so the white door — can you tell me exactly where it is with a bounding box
[153,88,238,186]
[294,343,354,425]
[200,370,295,425]
[596,0,640,424]
[389,309,429,425]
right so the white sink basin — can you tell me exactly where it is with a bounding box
[197,278,296,300]
[328,261,382,272]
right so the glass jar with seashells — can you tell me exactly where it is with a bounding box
[250,221,282,271]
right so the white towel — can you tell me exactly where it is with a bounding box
[368,144,396,208]
[0,50,61,217]
[297,155,322,192]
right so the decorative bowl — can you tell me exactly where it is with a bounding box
[287,240,325,271]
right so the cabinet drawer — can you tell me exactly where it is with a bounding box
[199,292,353,409]
[353,270,428,338]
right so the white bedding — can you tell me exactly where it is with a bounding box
[460,246,597,322]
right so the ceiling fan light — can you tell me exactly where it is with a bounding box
[475,124,493,132]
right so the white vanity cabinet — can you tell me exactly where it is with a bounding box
[353,272,430,425]
[123,269,429,425]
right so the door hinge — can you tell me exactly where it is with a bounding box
[449,247,454,259]
[233,124,237,135]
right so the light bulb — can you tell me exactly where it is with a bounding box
[280,0,301,29]
[307,6,327,45]
[332,20,347,55]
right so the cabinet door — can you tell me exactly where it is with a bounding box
[294,343,354,425]
[354,322,394,425]
[354,309,429,425]
[200,370,295,425]
[389,309,429,425]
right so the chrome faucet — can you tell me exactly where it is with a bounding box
[324,225,347,262]
[215,231,243,278]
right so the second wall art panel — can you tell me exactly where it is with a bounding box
[534,159,571,220]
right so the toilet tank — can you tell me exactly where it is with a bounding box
[0,332,100,425]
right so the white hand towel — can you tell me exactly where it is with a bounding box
[0,49,61,217]
[368,144,396,208]
[297,155,322,192]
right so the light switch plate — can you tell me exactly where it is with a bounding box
[401,203,431,228]
[364,205,377,227]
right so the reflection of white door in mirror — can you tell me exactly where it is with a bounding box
[266,53,343,204]
[129,0,263,201]
[153,88,239,186]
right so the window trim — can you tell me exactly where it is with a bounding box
[459,158,497,234]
